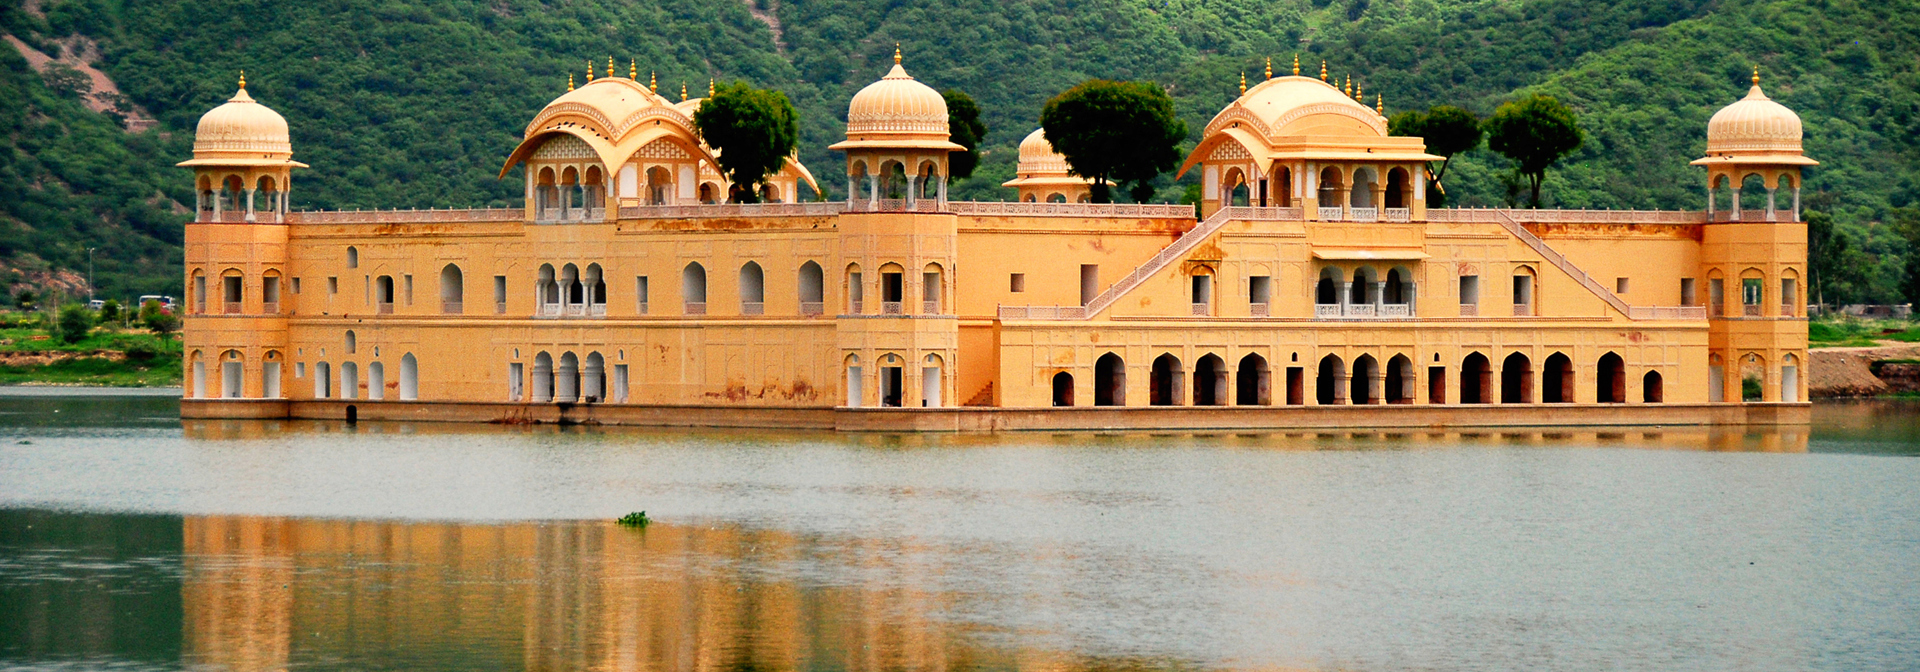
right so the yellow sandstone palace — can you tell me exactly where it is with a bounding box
[178,57,1811,430]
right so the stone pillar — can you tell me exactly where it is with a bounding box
[1766,187,1777,222]
[1335,373,1350,404]
[1369,372,1384,405]
[847,176,856,206]
[868,174,879,205]
[245,188,257,223]
[905,176,918,207]
[1705,181,1715,216]
[1373,281,1385,314]
[938,175,948,206]
[1731,189,1741,221]
[1793,187,1802,221]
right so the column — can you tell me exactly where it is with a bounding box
[905,176,918,207]
[868,174,879,205]
[1731,189,1741,221]
[245,188,257,223]
[846,176,856,206]
[1369,371,1384,405]
[212,185,223,219]
[1705,180,1715,217]
[1792,187,1802,221]
[1341,282,1353,317]
[1373,281,1385,314]
[1766,187,1777,222]
[937,175,948,206]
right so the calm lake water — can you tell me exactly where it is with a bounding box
[0,393,1916,672]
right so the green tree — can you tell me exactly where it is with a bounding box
[54,303,92,343]
[1486,94,1583,208]
[13,289,34,311]
[1891,206,1920,306]
[942,90,986,180]
[1040,80,1187,203]
[1389,105,1481,207]
[139,299,177,338]
[98,298,121,323]
[693,82,799,204]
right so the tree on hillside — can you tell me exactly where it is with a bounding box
[1389,105,1481,207]
[693,82,799,204]
[54,304,92,344]
[1040,80,1187,204]
[942,90,986,180]
[1486,94,1583,208]
[1892,206,1920,306]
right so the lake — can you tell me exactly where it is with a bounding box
[1,392,1916,671]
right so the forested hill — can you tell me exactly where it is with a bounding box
[2,0,1917,302]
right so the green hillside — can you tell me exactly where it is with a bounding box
[1,0,1915,302]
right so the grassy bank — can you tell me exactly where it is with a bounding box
[0,311,180,387]
[1809,318,1920,349]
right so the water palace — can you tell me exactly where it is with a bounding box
[178,56,1812,430]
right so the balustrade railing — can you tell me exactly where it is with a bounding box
[1380,304,1411,317]
[881,301,904,315]
[1627,306,1708,320]
[1743,304,1762,317]
[1459,303,1479,317]
[1191,303,1209,316]
[224,301,242,315]
[1384,208,1412,222]
[800,301,824,316]
[564,304,586,317]
[1250,303,1270,317]
[538,303,560,317]
[741,302,764,316]
[289,208,523,224]
[1315,304,1342,318]
[620,202,847,219]
[684,302,706,316]
[923,301,940,315]
[996,305,1088,320]
[377,302,394,315]
[1513,303,1532,317]
[1349,207,1380,222]
[847,300,863,315]
[496,301,508,315]
[947,201,1197,218]
[261,301,279,315]
[587,304,606,317]
[1317,207,1345,221]
[441,300,461,315]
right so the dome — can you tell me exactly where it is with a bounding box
[181,85,300,166]
[1016,129,1071,175]
[523,76,671,141]
[844,59,949,137]
[1217,75,1386,137]
[1705,82,1802,154]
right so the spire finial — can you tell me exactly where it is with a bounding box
[608,56,615,80]
[1264,57,1272,80]
[681,83,688,101]
[1356,82,1364,102]
[1752,65,1760,86]
[894,44,902,65]
[586,60,594,82]
[1292,54,1300,76]
[1344,75,1352,97]
[568,73,575,91]
[1239,71,1247,95]
[630,59,637,80]
[1320,61,1328,82]
[708,78,715,97]
[1375,94,1383,115]
[238,70,246,90]
[650,71,657,93]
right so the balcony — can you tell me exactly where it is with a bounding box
[1384,208,1412,222]
[538,303,561,318]
[881,301,904,315]
[587,304,606,317]
[741,302,764,316]
[1349,207,1380,222]
[376,302,393,315]
[684,302,706,316]
[800,301,824,316]
[1317,206,1344,220]
[1380,304,1411,318]
[441,300,461,315]
[1315,303,1411,319]
[564,304,585,317]
[535,207,605,224]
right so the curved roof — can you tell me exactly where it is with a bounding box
[1175,75,1438,180]
[828,57,964,152]
[177,85,307,168]
[1003,128,1093,188]
[500,76,715,177]
[1222,76,1388,137]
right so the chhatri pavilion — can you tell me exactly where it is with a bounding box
[177,55,1811,430]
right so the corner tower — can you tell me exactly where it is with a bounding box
[177,75,304,403]
[828,49,965,209]
[1693,69,1814,403]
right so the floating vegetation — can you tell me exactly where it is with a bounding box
[616,511,651,528]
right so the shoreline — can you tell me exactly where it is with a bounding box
[0,385,182,397]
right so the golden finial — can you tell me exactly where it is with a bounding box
[1375,94,1383,115]
[650,71,657,92]
[1344,75,1352,97]
[1292,54,1300,76]
[708,78,715,97]
[894,44,902,65]
[608,56,615,80]
[630,59,637,80]
[680,83,688,101]
[1356,82,1364,102]
[1320,61,1328,82]
[1752,66,1760,86]
[238,70,246,89]
[1264,57,1272,80]
[586,60,594,81]
[567,73,575,91]
[1239,71,1247,94]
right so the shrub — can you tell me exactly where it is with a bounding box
[99,299,121,323]
[1742,377,1763,401]
[616,511,651,528]
[54,304,93,344]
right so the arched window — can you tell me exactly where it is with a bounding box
[220,350,244,399]
[538,264,558,315]
[261,270,282,314]
[1317,267,1342,306]
[1272,166,1293,207]
[921,353,943,407]
[220,269,244,314]
[1095,353,1126,406]
[367,361,385,400]
[399,353,418,401]
[1642,370,1664,404]
[556,352,580,402]
[1047,193,1066,203]
[682,263,707,315]
[344,330,357,354]
[584,263,605,314]
[844,263,864,314]
[1052,371,1075,407]
[1385,266,1413,305]
[339,361,359,400]
[922,263,944,314]
[374,276,395,313]
[313,361,331,399]
[845,354,864,408]
[262,350,283,398]
[347,246,359,269]
[1225,168,1249,207]
[646,166,672,205]
[878,263,905,313]
[561,264,581,309]
[798,261,824,316]
[583,352,605,402]
[440,264,463,314]
[1349,167,1377,208]
[1385,167,1410,209]
[739,262,765,315]
[1350,266,1377,306]
[1385,354,1414,404]
[1512,266,1536,316]
[532,352,554,402]
[1781,353,1799,403]
[1318,167,1344,205]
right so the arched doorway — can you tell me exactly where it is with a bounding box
[1095,353,1125,406]
[1317,354,1346,405]
[1350,354,1379,405]
[1052,371,1074,407]
[1236,353,1269,405]
[1385,355,1414,404]
[1500,352,1532,403]
[1150,354,1184,406]
[1597,352,1625,403]
[1643,371,1664,403]
[1193,354,1226,406]
[1543,353,1573,403]
[1461,353,1491,404]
